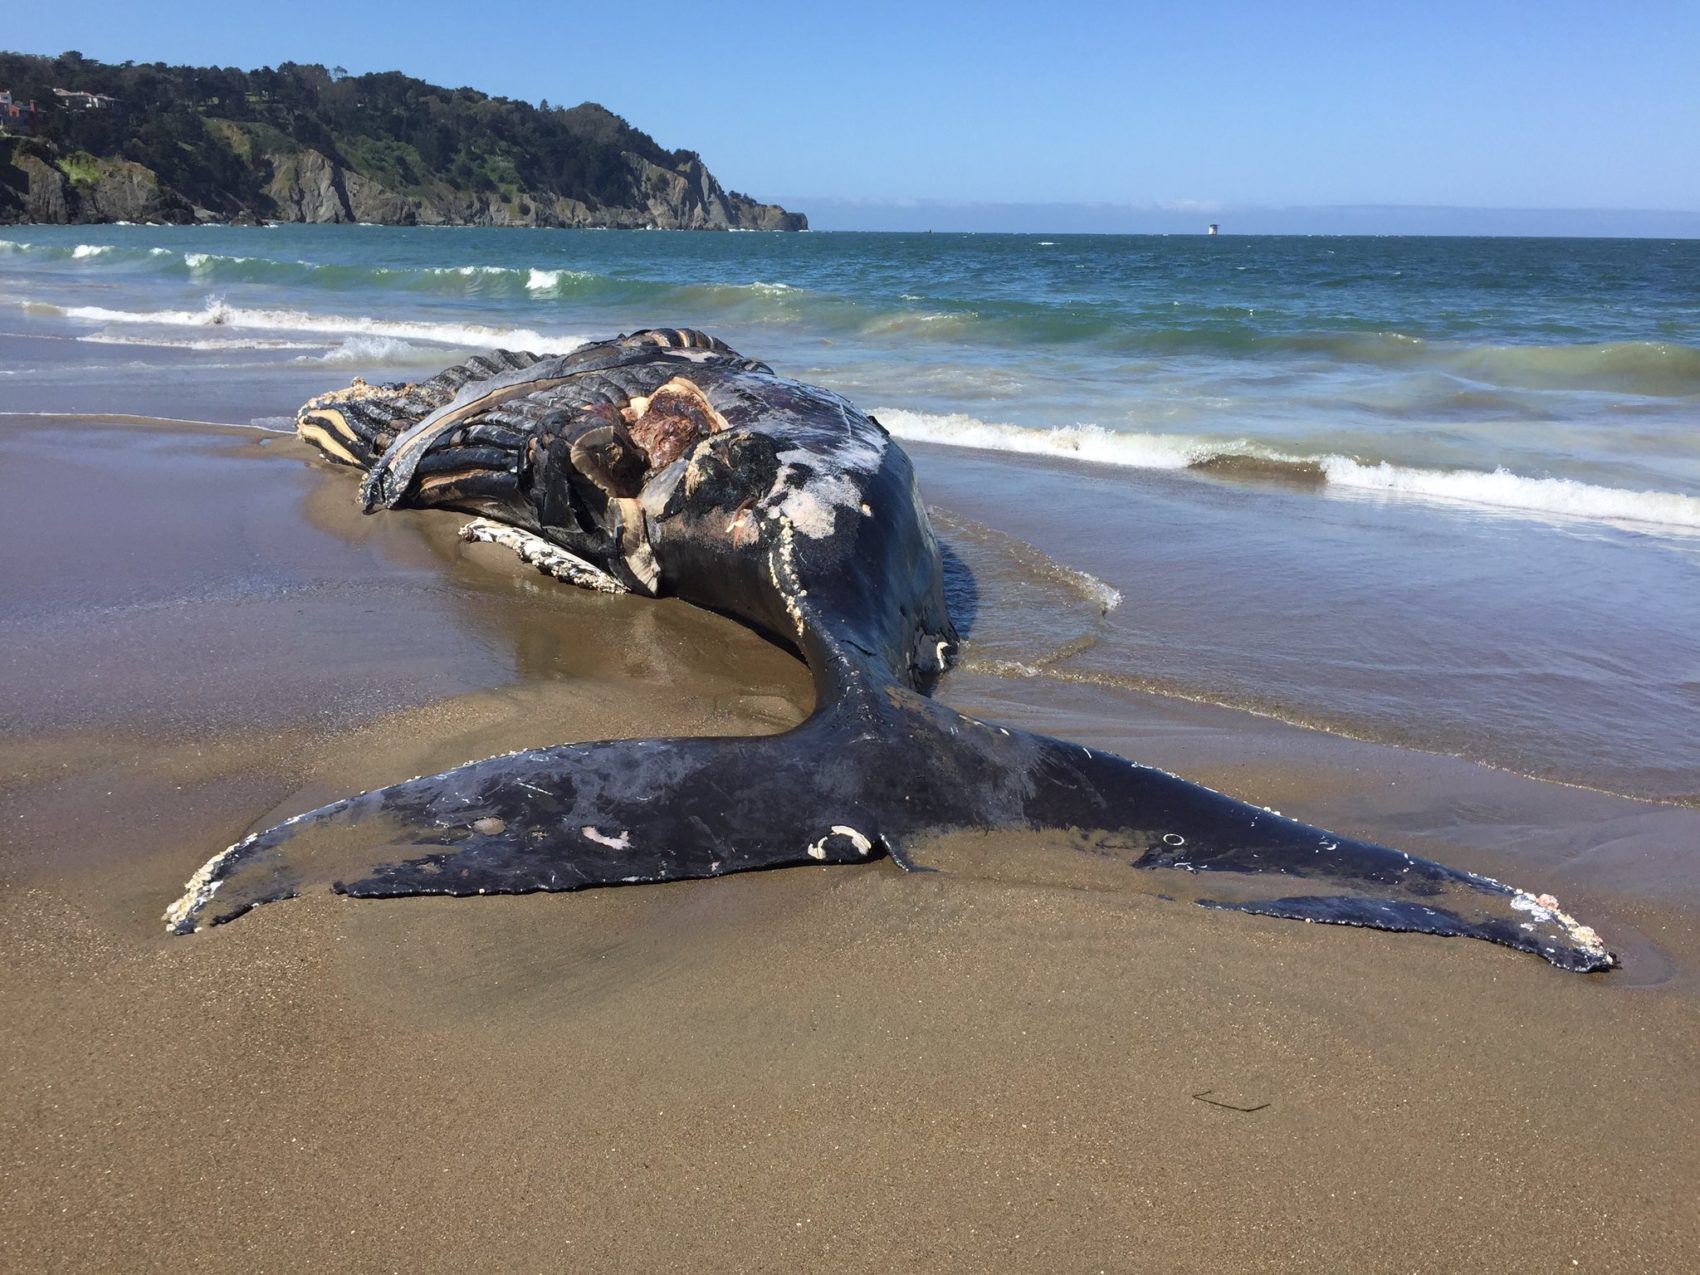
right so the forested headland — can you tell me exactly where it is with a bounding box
[0,50,804,229]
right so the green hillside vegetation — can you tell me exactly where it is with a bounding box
[0,50,803,228]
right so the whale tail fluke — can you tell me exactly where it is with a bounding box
[164,692,1615,974]
[163,719,897,936]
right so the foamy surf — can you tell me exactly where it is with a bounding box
[878,407,1700,533]
[54,298,582,355]
[1323,458,1700,530]
[76,332,324,352]
[184,250,255,269]
[877,407,1218,470]
[5,238,620,298]
[525,267,596,293]
[296,335,446,366]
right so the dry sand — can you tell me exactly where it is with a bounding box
[2,417,1696,1271]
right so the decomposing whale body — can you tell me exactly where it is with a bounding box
[165,329,1613,971]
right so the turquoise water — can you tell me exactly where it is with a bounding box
[2,226,1697,801]
[6,227,1700,508]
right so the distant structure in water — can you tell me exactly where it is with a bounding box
[1207,223,1220,236]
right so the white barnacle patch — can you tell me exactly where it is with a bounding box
[582,826,632,850]
[1510,889,1613,963]
[1510,892,1557,922]
[162,807,318,933]
[765,518,810,639]
[805,825,874,860]
[162,847,237,932]
[832,825,874,855]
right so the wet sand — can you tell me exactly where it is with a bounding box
[3,416,1697,1271]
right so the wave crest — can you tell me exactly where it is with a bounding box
[878,408,1700,532]
[54,297,585,353]
[1323,458,1700,528]
[298,335,444,366]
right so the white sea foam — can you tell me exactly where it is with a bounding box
[184,251,256,270]
[77,332,322,351]
[1323,459,1700,530]
[300,335,440,366]
[877,407,1700,532]
[525,267,593,292]
[876,408,1205,470]
[56,298,582,353]
[71,243,114,258]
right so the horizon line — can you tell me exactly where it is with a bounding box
[773,198,1700,238]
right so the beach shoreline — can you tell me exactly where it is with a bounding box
[3,413,1696,1270]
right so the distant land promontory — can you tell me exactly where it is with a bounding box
[0,51,805,230]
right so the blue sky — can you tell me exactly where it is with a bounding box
[7,1,1698,232]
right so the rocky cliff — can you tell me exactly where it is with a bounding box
[249,145,802,231]
[2,142,195,224]
[1,134,805,230]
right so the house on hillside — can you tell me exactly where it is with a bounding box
[51,87,118,110]
[0,90,44,135]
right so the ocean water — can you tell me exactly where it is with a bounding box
[2,225,1696,803]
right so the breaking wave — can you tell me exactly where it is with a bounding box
[53,297,583,353]
[6,238,820,310]
[297,335,447,366]
[876,408,1700,532]
[1321,457,1700,527]
[12,235,1699,394]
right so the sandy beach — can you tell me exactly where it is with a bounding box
[2,412,1696,1271]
